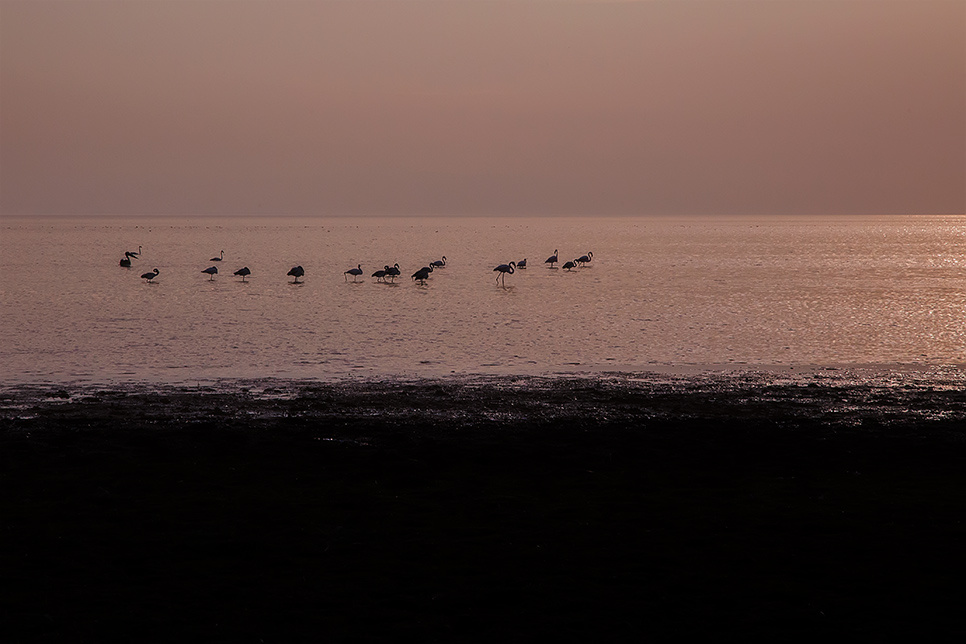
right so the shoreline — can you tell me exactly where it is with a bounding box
[3,360,965,393]
[3,373,964,640]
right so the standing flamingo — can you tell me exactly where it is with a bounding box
[544,250,558,268]
[493,261,516,285]
[576,251,593,266]
[234,267,251,282]
[287,265,305,283]
[141,268,159,282]
[344,264,363,282]
[412,266,433,284]
[202,266,218,280]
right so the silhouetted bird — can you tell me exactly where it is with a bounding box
[141,268,159,281]
[287,265,305,283]
[202,266,218,280]
[234,267,251,282]
[517,258,527,269]
[412,266,433,284]
[119,257,132,268]
[545,250,558,268]
[344,264,363,282]
[493,261,516,285]
[210,250,224,261]
[562,260,577,271]
[576,252,593,266]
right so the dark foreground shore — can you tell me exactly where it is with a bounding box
[2,373,965,641]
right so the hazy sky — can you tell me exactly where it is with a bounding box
[1,0,963,216]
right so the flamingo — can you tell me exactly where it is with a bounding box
[430,256,447,268]
[562,260,577,271]
[386,263,401,282]
[234,267,251,282]
[287,265,305,283]
[372,267,388,282]
[545,250,558,268]
[141,268,159,281]
[202,266,218,280]
[494,261,516,285]
[210,250,224,261]
[119,257,132,268]
[517,258,527,269]
[576,251,593,266]
[344,264,363,282]
[411,266,433,284]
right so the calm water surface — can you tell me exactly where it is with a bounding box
[2,215,964,386]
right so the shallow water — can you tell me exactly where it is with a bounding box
[2,214,965,386]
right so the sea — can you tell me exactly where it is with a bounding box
[1,214,965,390]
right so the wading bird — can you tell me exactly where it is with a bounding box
[287,265,305,283]
[119,257,132,268]
[576,251,593,266]
[141,268,159,282]
[517,258,527,269]
[412,266,433,284]
[545,250,558,268]
[430,256,446,268]
[494,261,516,285]
[386,263,401,282]
[202,266,218,280]
[562,260,577,271]
[210,250,224,261]
[234,267,251,282]
[372,267,388,282]
[344,264,363,282]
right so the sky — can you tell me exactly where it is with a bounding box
[1,0,963,217]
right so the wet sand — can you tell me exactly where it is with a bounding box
[2,373,965,641]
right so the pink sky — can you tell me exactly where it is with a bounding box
[1,0,963,216]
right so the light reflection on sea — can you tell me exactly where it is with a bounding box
[1,214,964,386]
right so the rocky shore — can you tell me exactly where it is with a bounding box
[3,373,964,641]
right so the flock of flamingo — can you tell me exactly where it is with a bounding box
[119,248,593,285]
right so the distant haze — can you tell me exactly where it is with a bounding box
[1,0,963,216]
